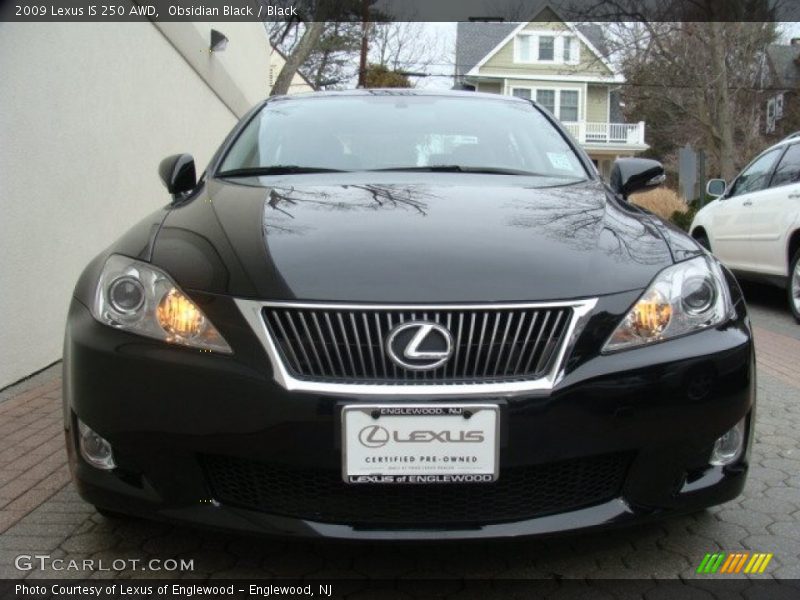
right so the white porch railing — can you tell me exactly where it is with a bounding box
[562,121,646,146]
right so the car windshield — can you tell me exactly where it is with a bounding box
[218,94,588,185]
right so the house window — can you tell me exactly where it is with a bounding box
[517,35,534,62]
[536,90,556,114]
[560,90,579,122]
[538,36,555,61]
[515,32,580,64]
[563,36,578,64]
[511,88,580,123]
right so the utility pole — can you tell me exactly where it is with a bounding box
[357,0,370,87]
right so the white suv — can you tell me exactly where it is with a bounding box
[691,134,800,322]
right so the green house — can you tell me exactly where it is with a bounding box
[455,9,648,178]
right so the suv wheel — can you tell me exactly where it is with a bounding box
[790,249,800,323]
[694,232,711,252]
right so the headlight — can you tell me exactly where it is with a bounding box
[603,255,732,352]
[91,254,232,354]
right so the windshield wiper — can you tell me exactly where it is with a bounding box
[217,166,349,177]
[370,165,552,176]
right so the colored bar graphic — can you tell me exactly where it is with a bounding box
[697,553,727,574]
[745,554,761,573]
[734,553,749,573]
[743,553,774,574]
[710,553,726,573]
[696,553,713,573]
[700,552,774,574]
[719,553,736,573]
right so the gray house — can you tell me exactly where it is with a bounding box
[765,39,800,135]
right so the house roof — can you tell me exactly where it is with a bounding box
[455,20,611,80]
[578,23,609,57]
[455,22,518,78]
[767,43,800,89]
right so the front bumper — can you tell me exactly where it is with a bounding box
[63,294,755,540]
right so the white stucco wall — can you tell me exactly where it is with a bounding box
[0,21,271,388]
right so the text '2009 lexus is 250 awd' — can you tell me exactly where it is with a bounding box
[64,90,754,540]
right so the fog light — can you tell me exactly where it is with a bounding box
[710,418,746,466]
[78,420,116,470]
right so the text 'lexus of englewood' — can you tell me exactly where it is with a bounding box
[63,90,754,540]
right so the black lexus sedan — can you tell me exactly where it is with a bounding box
[64,90,754,540]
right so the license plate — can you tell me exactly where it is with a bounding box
[342,404,499,484]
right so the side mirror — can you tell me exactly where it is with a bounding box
[159,154,196,198]
[609,158,666,200]
[706,179,726,199]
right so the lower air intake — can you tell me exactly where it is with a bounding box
[202,453,631,526]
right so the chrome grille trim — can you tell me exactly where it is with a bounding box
[235,299,597,396]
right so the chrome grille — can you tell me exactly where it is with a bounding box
[262,304,575,384]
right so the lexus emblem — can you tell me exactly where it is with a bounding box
[358,425,390,448]
[386,321,453,371]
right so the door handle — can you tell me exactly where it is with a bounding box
[789,193,800,199]
[742,200,753,206]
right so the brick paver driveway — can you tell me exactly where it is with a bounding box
[1,281,799,584]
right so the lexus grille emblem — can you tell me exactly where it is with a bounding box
[386,321,453,371]
[358,425,390,448]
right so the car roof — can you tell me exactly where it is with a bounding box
[779,131,800,144]
[740,132,800,170]
[268,89,530,104]
[765,131,800,152]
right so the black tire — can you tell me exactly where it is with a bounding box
[694,232,711,252]
[790,249,800,323]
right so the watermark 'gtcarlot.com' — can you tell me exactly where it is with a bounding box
[15,554,194,572]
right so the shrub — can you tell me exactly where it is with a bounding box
[364,64,412,88]
[629,187,688,220]
[670,205,700,232]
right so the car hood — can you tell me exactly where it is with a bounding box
[151,174,676,303]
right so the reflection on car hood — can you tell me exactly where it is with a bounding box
[152,174,678,302]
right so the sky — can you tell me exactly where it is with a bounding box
[780,21,800,40]
[412,22,457,90]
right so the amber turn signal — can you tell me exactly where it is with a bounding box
[156,289,205,338]
[629,290,672,338]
